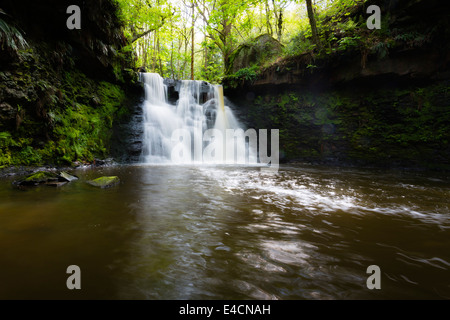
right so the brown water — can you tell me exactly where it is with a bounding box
[0,164,449,299]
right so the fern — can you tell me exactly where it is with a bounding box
[0,9,28,55]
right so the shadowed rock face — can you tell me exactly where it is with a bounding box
[0,0,139,167]
[110,93,145,163]
[163,78,213,103]
[1,0,127,80]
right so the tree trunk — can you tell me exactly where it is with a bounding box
[183,31,188,79]
[203,35,208,74]
[191,3,195,80]
[276,9,282,41]
[306,0,320,48]
[170,15,174,79]
[224,53,231,75]
[157,32,164,77]
[265,0,273,36]
[153,31,157,71]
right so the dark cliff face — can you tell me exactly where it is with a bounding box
[1,0,128,79]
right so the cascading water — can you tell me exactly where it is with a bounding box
[140,73,253,164]
[140,73,178,163]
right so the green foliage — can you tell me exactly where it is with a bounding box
[40,72,127,165]
[0,132,13,168]
[371,41,391,59]
[18,146,42,166]
[284,32,315,57]
[0,10,28,56]
[233,65,260,81]
[0,69,127,168]
[0,2,131,169]
[111,0,376,80]
[336,35,361,52]
[393,31,431,49]
[223,65,260,88]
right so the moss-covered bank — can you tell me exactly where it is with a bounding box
[0,0,140,168]
[233,82,450,170]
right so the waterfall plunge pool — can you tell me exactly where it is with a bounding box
[0,164,449,299]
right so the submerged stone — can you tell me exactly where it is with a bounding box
[87,176,120,188]
[46,181,68,188]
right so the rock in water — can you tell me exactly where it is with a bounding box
[60,171,79,182]
[16,171,68,186]
[87,176,120,188]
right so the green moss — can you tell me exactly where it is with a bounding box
[223,65,260,89]
[87,176,120,188]
[23,171,58,182]
[241,81,450,168]
[0,68,127,168]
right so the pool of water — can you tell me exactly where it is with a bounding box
[0,164,449,299]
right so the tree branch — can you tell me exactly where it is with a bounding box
[131,10,173,43]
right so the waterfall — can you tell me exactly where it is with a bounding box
[140,73,179,163]
[140,73,254,164]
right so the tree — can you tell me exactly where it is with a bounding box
[271,0,289,41]
[194,0,251,74]
[117,0,173,43]
[190,0,196,79]
[114,0,354,80]
[305,0,320,48]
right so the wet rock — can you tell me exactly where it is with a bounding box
[93,158,116,167]
[87,176,120,188]
[15,171,68,186]
[60,171,78,182]
[128,141,142,156]
[0,102,16,125]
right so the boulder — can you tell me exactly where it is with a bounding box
[16,171,68,186]
[87,176,120,188]
[0,103,16,127]
[230,34,283,74]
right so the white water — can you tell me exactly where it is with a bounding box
[140,73,253,164]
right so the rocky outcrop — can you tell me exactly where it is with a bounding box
[225,45,450,94]
[1,0,128,80]
[110,85,145,163]
[229,34,283,74]
[163,78,214,104]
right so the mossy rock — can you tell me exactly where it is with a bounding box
[230,34,282,74]
[87,176,120,188]
[16,171,68,186]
